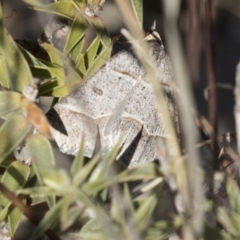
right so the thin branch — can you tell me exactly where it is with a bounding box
[204,0,219,170]
[235,62,240,155]
[186,0,202,83]
[0,183,61,240]
[163,0,205,238]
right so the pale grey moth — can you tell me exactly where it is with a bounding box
[47,32,179,167]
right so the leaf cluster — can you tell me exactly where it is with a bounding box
[0,1,240,240]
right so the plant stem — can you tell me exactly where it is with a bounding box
[204,0,219,170]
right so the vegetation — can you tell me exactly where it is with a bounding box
[0,0,239,239]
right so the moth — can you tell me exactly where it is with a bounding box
[47,31,179,167]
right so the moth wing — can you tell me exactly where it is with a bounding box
[47,50,141,157]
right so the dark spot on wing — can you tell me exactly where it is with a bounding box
[93,86,103,95]
[113,68,138,80]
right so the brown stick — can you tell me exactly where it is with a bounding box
[0,183,61,240]
[186,0,202,83]
[204,0,219,170]
[235,62,240,155]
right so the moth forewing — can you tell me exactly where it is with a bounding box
[47,31,179,167]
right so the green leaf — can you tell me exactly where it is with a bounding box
[63,61,84,91]
[75,189,96,208]
[103,139,122,171]
[85,40,112,78]
[116,163,161,182]
[61,205,85,231]
[60,193,74,226]
[79,219,105,240]
[41,43,64,82]
[38,83,73,97]
[0,55,11,88]
[87,17,111,47]
[130,0,143,28]
[110,184,132,225]
[82,177,108,196]
[39,43,84,97]
[0,30,33,91]
[76,53,86,76]
[83,141,122,195]
[38,168,71,192]
[71,37,86,69]
[229,213,240,236]
[73,0,86,10]
[64,14,87,56]
[8,199,27,237]
[0,6,10,88]
[17,44,53,79]
[0,1,3,31]
[38,79,64,97]
[73,154,99,187]
[123,183,134,213]
[71,137,85,177]
[24,0,76,20]
[26,133,55,168]
[30,199,64,240]
[27,133,55,207]
[0,202,11,223]
[226,176,240,214]
[110,198,124,226]
[145,217,182,240]
[76,190,121,239]
[135,194,158,230]
[0,155,15,168]
[0,161,30,207]
[84,34,101,69]
[0,91,22,116]
[217,207,240,237]
[82,142,126,195]
[0,115,32,163]
[18,186,59,196]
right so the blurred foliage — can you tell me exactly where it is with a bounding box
[0,0,240,239]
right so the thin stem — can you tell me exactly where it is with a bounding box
[186,0,202,83]
[0,183,61,240]
[204,0,219,170]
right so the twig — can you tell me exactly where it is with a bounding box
[163,0,204,238]
[186,0,202,83]
[0,183,61,240]
[204,0,219,170]
[234,62,240,155]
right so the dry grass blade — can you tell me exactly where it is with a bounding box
[162,0,204,238]
[235,62,240,155]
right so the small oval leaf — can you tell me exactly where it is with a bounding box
[0,115,31,163]
[84,34,101,69]
[0,30,33,91]
[130,0,143,28]
[27,133,55,172]
[0,92,22,117]
[24,0,76,20]
[64,14,87,56]
[85,41,112,78]
[0,161,30,206]
[8,199,26,237]
[27,133,55,206]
